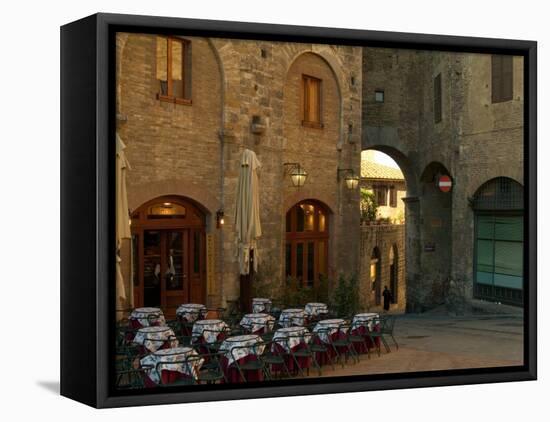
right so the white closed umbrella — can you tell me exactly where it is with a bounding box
[116,133,132,307]
[234,149,262,275]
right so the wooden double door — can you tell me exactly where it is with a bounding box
[131,197,206,315]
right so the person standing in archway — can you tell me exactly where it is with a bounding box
[382,286,392,312]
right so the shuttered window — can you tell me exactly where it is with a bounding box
[302,75,322,127]
[375,186,387,206]
[156,36,192,104]
[434,73,442,123]
[491,55,513,103]
[389,186,397,207]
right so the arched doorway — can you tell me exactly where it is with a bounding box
[371,247,381,306]
[130,196,206,314]
[472,177,524,306]
[389,245,399,304]
[285,200,329,288]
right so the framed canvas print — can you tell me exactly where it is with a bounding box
[60,13,537,408]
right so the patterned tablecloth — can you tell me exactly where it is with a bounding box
[252,298,272,313]
[272,326,311,352]
[278,308,306,328]
[129,307,166,327]
[304,302,329,317]
[176,303,207,322]
[140,346,203,384]
[351,313,380,331]
[219,334,265,367]
[133,326,178,353]
[312,318,347,343]
[239,313,276,333]
[192,319,229,344]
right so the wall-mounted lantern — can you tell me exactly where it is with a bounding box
[338,168,360,190]
[216,209,225,228]
[283,162,308,187]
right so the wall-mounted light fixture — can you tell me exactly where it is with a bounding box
[216,209,225,228]
[283,162,308,187]
[338,168,360,190]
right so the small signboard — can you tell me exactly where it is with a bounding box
[424,242,436,252]
[438,174,453,192]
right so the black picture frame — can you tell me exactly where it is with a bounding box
[60,12,537,408]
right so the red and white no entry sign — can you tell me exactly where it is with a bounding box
[438,174,453,192]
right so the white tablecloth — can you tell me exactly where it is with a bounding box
[176,304,207,322]
[272,326,311,352]
[240,313,275,333]
[252,298,272,313]
[279,308,305,327]
[304,302,329,317]
[312,318,347,343]
[351,313,380,331]
[133,326,177,353]
[219,334,265,367]
[129,307,166,327]
[192,319,229,344]
[140,346,203,384]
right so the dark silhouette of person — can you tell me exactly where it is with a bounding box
[382,286,392,311]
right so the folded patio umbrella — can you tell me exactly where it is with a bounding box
[234,149,262,275]
[116,133,132,307]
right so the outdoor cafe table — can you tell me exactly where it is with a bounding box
[272,326,312,374]
[239,313,276,334]
[351,313,381,352]
[133,325,178,354]
[219,334,265,383]
[129,307,166,329]
[140,346,203,387]
[278,308,306,328]
[312,318,347,365]
[304,302,329,318]
[252,298,272,313]
[176,303,207,323]
[192,319,229,345]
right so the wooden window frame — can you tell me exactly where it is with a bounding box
[375,185,388,206]
[389,186,397,208]
[434,73,442,123]
[301,74,323,129]
[156,36,192,106]
[491,55,513,104]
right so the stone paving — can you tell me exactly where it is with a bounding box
[310,314,524,378]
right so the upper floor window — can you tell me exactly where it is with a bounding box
[156,36,192,105]
[491,55,513,103]
[389,186,397,208]
[375,186,388,206]
[434,73,442,123]
[302,75,322,128]
[375,89,385,103]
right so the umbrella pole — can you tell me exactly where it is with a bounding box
[239,250,254,313]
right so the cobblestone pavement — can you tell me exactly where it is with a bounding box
[308,314,524,378]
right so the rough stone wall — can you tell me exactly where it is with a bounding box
[362,47,524,311]
[359,224,406,312]
[117,33,363,308]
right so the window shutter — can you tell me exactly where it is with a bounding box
[491,55,502,103]
[434,74,442,123]
[501,55,513,102]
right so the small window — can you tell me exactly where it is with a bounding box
[491,55,513,103]
[434,73,442,123]
[389,186,397,208]
[302,75,322,128]
[147,202,186,219]
[375,90,385,103]
[375,186,388,206]
[156,36,192,105]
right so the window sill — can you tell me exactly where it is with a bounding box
[301,120,324,129]
[157,94,192,106]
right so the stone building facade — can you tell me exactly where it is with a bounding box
[116,33,363,313]
[362,48,524,310]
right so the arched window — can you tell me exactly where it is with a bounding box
[371,247,381,305]
[473,177,523,306]
[389,245,398,304]
[285,200,329,288]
